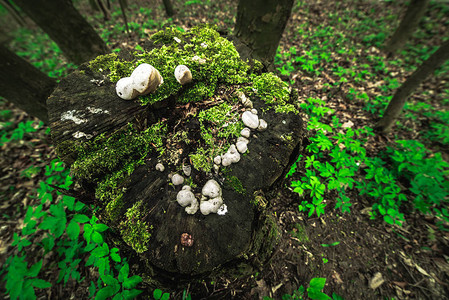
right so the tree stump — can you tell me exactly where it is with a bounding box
[47,25,304,277]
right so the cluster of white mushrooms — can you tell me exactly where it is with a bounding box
[115,63,192,100]
[117,64,268,216]
[176,179,226,216]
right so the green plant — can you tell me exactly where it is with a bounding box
[263,277,343,300]
[1,157,144,299]
[387,140,449,225]
[0,120,43,146]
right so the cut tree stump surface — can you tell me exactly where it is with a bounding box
[48,49,303,276]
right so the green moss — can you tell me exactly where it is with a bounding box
[224,175,246,195]
[89,53,135,83]
[189,102,244,172]
[68,122,166,224]
[177,82,215,103]
[249,73,298,114]
[89,24,251,106]
[120,201,152,253]
[189,147,213,173]
[72,122,166,182]
[105,194,125,222]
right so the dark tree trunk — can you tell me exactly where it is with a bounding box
[13,0,109,65]
[46,30,304,278]
[376,38,449,133]
[234,0,294,70]
[385,0,429,55]
[162,0,175,17]
[0,44,55,123]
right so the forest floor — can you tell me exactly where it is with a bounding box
[1,0,449,299]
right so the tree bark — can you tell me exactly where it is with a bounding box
[13,0,109,65]
[376,38,449,133]
[234,0,294,70]
[385,0,429,55]
[0,44,55,123]
[162,0,175,17]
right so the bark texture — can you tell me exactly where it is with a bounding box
[385,0,429,55]
[376,38,449,133]
[162,0,175,17]
[0,44,55,123]
[13,0,109,65]
[234,0,294,70]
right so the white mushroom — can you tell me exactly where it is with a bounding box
[116,77,139,100]
[155,163,165,172]
[221,144,240,166]
[202,179,222,198]
[171,174,184,185]
[242,111,259,129]
[213,155,222,165]
[115,63,163,100]
[200,180,225,215]
[200,197,223,215]
[174,65,193,85]
[240,128,251,138]
[251,109,258,115]
[258,119,268,131]
[236,137,249,153]
[176,186,199,214]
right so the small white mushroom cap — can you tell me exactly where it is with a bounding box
[155,163,165,172]
[192,55,206,64]
[177,186,199,214]
[171,174,184,185]
[200,197,223,215]
[174,65,193,85]
[213,155,222,165]
[221,144,240,166]
[258,119,268,131]
[236,142,248,154]
[116,77,139,100]
[202,179,222,198]
[251,109,258,115]
[241,128,251,138]
[237,137,249,144]
[242,111,259,129]
[236,137,249,153]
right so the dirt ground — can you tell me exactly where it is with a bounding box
[1,0,449,299]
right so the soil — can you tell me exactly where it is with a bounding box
[1,0,449,299]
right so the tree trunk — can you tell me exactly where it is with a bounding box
[162,0,175,17]
[234,0,294,70]
[13,0,109,65]
[385,0,429,55]
[0,44,55,123]
[376,38,449,133]
[46,27,304,279]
